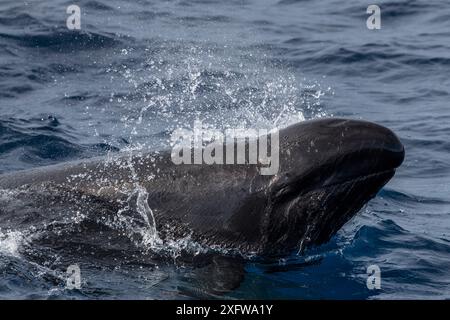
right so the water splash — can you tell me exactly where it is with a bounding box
[0,229,26,257]
[93,42,331,152]
[135,185,161,247]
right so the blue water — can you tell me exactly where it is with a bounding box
[0,0,449,299]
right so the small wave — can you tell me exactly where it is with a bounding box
[379,188,450,206]
[377,0,438,20]
[0,28,122,52]
[83,0,115,11]
[0,117,120,173]
[351,219,450,254]
[277,0,312,5]
[0,119,82,161]
[0,13,44,28]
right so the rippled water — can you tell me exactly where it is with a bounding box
[0,0,449,299]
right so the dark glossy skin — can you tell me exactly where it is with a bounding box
[0,118,404,257]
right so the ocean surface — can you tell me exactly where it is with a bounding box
[0,0,449,299]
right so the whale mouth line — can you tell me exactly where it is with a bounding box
[321,168,396,189]
[272,169,395,205]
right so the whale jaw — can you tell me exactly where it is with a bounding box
[255,118,405,256]
[259,169,395,256]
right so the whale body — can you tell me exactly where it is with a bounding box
[0,118,404,258]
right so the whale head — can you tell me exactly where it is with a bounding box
[257,118,404,255]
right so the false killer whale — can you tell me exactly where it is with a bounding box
[0,118,404,259]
